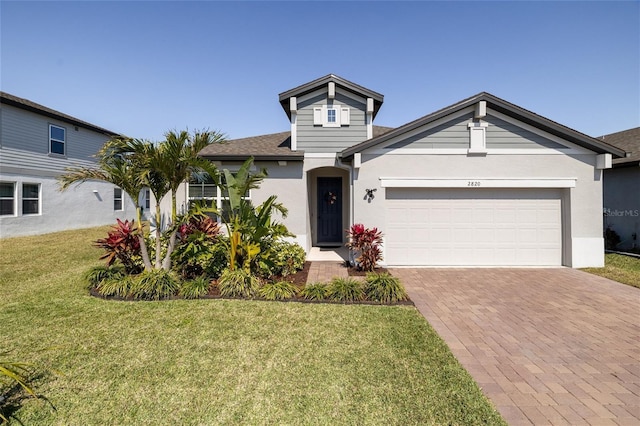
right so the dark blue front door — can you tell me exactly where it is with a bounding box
[317,177,342,244]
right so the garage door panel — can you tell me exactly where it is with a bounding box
[385,189,562,266]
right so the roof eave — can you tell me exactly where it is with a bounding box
[342,92,627,159]
[1,95,120,137]
[200,154,304,162]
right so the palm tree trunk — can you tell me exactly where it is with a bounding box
[161,229,178,271]
[171,191,177,224]
[155,203,162,268]
[138,235,153,271]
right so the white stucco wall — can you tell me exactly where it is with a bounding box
[0,172,136,238]
[352,152,605,267]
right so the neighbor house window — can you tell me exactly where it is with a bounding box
[144,189,150,209]
[188,175,250,222]
[114,188,123,211]
[22,183,40,215]
[49,124,66,155]
[0,182,15,216]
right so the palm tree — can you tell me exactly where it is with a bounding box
[162,129,225,223]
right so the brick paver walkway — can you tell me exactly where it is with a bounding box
[391,268,640,425]
[306,261,348,283]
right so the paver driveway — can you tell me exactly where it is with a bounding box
[391,268,640,425]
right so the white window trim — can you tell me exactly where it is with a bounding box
[313,104,350,128]
[188,177,251,223]
[49,124,66,156]
[21,183,41,216]
[0,181,16,217]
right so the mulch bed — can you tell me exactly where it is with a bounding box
[346,266,390,276]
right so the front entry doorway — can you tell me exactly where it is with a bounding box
[317,177,342,245]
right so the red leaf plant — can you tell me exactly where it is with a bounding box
[346,223,383,272]
[94,219,142,274]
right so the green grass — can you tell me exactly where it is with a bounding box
[582,253,640,288]
[0,227,505,425]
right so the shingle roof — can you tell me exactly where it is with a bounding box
[341,92,627,159]
[0,91,120,137]
[597,127,640,167]
[198,126,395,160]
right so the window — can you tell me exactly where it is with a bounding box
[49,124,66,155]
[313,105,350,127]
[327,108,337,123]
[188,174,250,222]
[114,188,123,211]
[144,189,150,210]
[22,183,40,215]
[0,182,15,216]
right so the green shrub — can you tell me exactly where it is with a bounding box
[172,219,226,279]
[94,219,143,274]
[259,240,306,277]
[300,282,328,301]
[84,265,125,288]
[259,280,297,300]
[179,276,211,299]
[204,240,229,279]
[130,270,180,300]
[364,272,408,303]
[327,277,364,302]
[96,275,135,298]
[217,269,261,298]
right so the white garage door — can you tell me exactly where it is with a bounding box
[385,189,562,266]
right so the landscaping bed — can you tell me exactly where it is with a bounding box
[1,226,505,425]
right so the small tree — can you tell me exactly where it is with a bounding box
[346,224,383,272]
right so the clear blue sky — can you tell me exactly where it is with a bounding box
[2,1,638,141]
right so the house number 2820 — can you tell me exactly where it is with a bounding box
[467,181,481,187]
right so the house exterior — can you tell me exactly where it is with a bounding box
[0,92,137,238]
[599,127,640,251]
[188,75,625,267]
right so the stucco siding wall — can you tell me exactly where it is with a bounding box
[1,104,111,160]
[297,90,368,153]
[352,152,603,267]
[604,167,640,249]
[0,172,136,238]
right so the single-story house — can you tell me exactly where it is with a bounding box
[185,74,625,267]
[599,127,640,251]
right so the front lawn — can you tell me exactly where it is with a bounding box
[582,253,640,288]
[0,227,504,425]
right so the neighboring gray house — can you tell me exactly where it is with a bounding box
[0,92,137,238]
[182,74,625,267]
[599,127,640,251]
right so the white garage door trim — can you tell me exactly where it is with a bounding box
[385,188,563,266]
[380,177,576,188]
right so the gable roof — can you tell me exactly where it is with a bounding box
[198,126,395,161]
[597,127,640,167]
[0,91,120,137]
[340,92,627,159]
[278,74,384,120]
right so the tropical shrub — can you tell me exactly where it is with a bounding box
[96,275,135,298]
[130,269,180,300]
[327,277,365,302]
[300,282,328,301]
[217,268,261,298]
[179,276,211,299]
[259,280,297,300]
[258,240,306,278]
[346,224,383,272]
[0,352,38,423]
[172,213,224,279]
[84,265,125,288]
[364,272,408,303]
[94,219,142,274]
